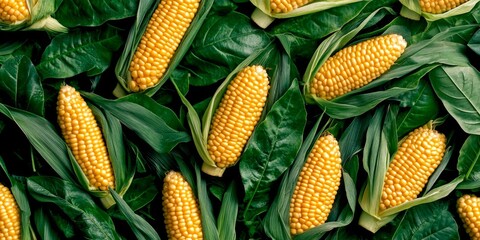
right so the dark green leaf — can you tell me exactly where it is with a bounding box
[430,65,480,135]
[457,135,480,189]
[469,29,480,56]
[0,39,39,65]
[27,176,119,239]
[395,80,440,137]
[240,80,307,228]
[54,0,139,27]
[33,207,62,240]
[123,176,158,211]
[0,56,44,116]
[36,25,124,79]
[182,11,272,86]
[218,181,238,240]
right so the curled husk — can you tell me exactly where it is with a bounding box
[399,0,480,21]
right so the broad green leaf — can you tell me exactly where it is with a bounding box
[430,65,480,135]
[469,29,480,56]
[0,39,39,65]
[240,80,306,229]
[122,175,158,211]
[109,188,160,240]
[54,0,139,27]
[181,11,272,86]
[395,80,440,137]
[27,176,119,239]
[33,207,62,240]
[218,181,239,240]
[83,92,190,153]
[36,25,124,79]
[377,201,459,240]
[457,135,480,189]
[0,56,44,116]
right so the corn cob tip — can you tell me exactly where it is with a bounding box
[205,65,270,173]
[457,194,480,240]
[289,133,342,235]
[57,84,115,192]
[420,0,469,14]
[0,183,21,240]
[310,33,407,100]
[162,171,203,239]
[379,123,446,211]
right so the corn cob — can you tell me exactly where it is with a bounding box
[162,171,203,239]
[128,0,200,92]
[0,183,21,240]
[0,0,30,23]
[57,84,115,191]
[289,133,342,235]
[270,0,313,13]
[206,65,270,171]
[420,0,468,14]
[458,194,480,240]
[310,34,407,100]
[379,123,446,211]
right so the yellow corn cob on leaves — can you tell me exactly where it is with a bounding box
[206,65,270,170]
[289,133,342,235]
[310,34,407,100]
[270,0,313,13]
[458,194,480,240]
[0,183,21,240]
[128,0,200,92]
[57,85,115,191]
[162,171,203,239]
[420,0,468,14]
[379,124,446,211]
[0,0,30,23]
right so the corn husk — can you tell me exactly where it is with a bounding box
[250,0,362,28]
[0,0,67,32]
[399,0,480,21]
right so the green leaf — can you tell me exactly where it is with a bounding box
[469,29,480,56]
[27,176,120,239]
[36,25,124,79]
[430,65,480,135]
[0,39,39,65]
[395,80,440,137]
[122,176,158,211]
[239,79,307,228]
[457,135,480,189]
[109,188,160,240]
[54,0,139,27]
[0,56,44,116]
[182,11,272,86]
[33,207,62,240]
[83,92,191,153]
[218,181,239,240]
[377,201,459,240]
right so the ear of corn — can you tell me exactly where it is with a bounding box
[270,0,313,13]
[289,133,342,235]
[162,171,203,239]
[419,0,469,13]
[379,124,446,211]
[309,34,407,100]
[457,194,480,240]
[0,0,31,23]
[57,84,115,192]
[0,183,21,240]
[127,0,201,92]
[204,65,270,175]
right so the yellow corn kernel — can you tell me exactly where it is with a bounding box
[57,84,115,191]
[0,0,30,23]
[289,133,342,235]
[0,183,21,240]
[270,0,313,13]
[379,124,446,211]
[206,65,270,171]
[128,0,200,92]
[458,194,480,240]
[310,34,407,100]
[420,0,468,14]
[162,171,203,239]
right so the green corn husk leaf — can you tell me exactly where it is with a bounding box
[174,41,288,177]
[217,180,238,240]
[250,0,363,29]
[0,156,33,240]
[357,106,463,233]
[113,0,214,97]
[399,0,480,21]
[303,6,475,119]
[0,0,67,32]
